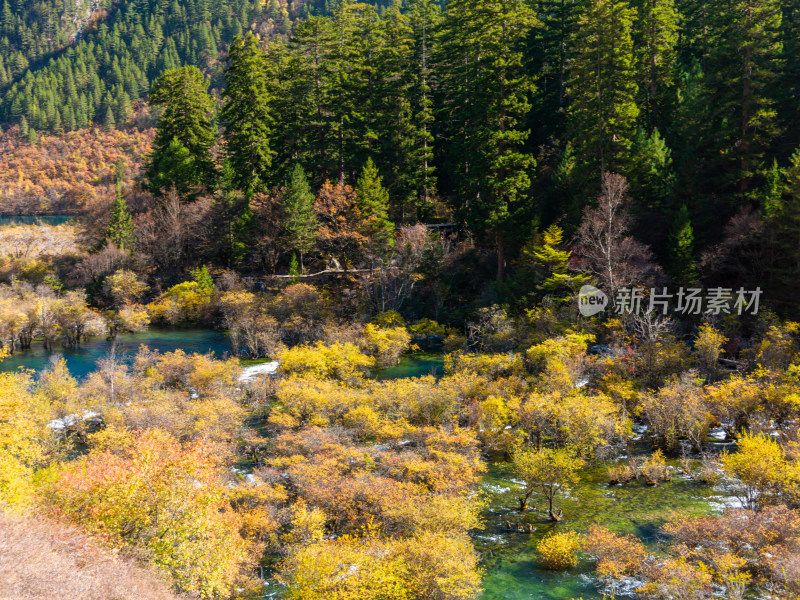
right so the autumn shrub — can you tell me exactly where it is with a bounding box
[642,373,709,451]
[360,323,412,367]
[46,429,255,598]
[278,341,375,382]
[638,557,714,600]
[640,450,671,485]
[272,375,367,429]
[147,280,214,324]
[466,305,516,351]
[219,290,284,358]
[513,446,584,515]
[526,331,594,392]
[750,322,800,372]
[654,506,800,597]
[721,431,799,510]
[373,310,406,328]
[371,375,461,426]
[279,531,481,600]
[445,351,524,379]
[696,453,722,484]
[704,375,763,434]
[536,530,583,570]
[695,323,727,372]
[583,525,647,580]
[474,394,522,453]
[550,392,630,457]
[409,318,448,338]
[607,463,636,485]
[269,283,330,344]
[342,405,383,441]
[0,372,50,510]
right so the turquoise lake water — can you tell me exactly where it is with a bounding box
[0,215,75,226]
[0,328,231,378]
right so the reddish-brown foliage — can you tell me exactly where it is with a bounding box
[0,128,153,215]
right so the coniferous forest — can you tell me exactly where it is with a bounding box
[1,0,800,598]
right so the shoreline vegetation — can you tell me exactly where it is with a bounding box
[1,292,800,599]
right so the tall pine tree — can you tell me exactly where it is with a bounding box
[145,66,217,199]
[568,0,639,176]
[437,0,538,279]
[221,32,274,196]
[283,164,319,271]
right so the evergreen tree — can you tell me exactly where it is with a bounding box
[779,0,800,152]
[528,0,584,147]
[568,0,639,176]
[145,66,217,199]
[764,147,800,292]
[374,1,419,222]
[212,189,254,266]
[191,264,216,293]
[220,32,274,196]
[633,0,679,130]
[628,127,675,210]
[437,0,538,279]
[668,204,698,285]
[272,17,337,181]
[107,185,136,251]
[527,224,590,301]
[104,105,115,131]
[355,158,395,253]
[404,0,439,219]
[701,0,782,197]
[283,164,319,271]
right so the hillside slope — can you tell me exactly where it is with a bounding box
[0,511,182,600]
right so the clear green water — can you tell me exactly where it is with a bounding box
[0,215,75,225]
[374,353,444,379]
[0,328,230,378]
[476,459,733,599]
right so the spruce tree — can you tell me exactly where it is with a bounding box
[702,0,782,197]
[437,0,538,279]
[779,0,800,151]
[145,66,217,199]
[356,158,395,253]
[633,0,679,130]
[272,17,337,181]
[405,0,440,219]
[528,0,584,147]
[220,32,274,196]
[669,204,698,286]
[568,0,639,176]
[283,164,319,271]
[107,185,135,251]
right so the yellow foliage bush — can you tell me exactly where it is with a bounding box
[147,281,214,324]
[279,341,375,382]
[361,324,412,367]
[537,530,583,570]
